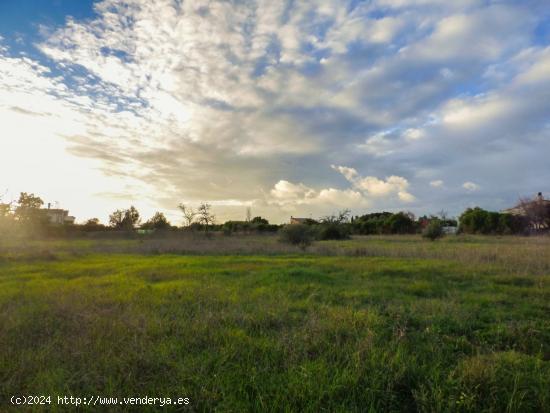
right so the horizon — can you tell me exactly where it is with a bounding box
[2,0,550,224]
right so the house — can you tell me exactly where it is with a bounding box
[502,192,550,231]
[502,192,550,216]
[290,216,308,224]
[42,203,75,225]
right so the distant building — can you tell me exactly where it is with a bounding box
[290,216,308,224]
[502,192,550,231]
[442,226,458,235]
[42,203,75,225]
[502,192,550,216]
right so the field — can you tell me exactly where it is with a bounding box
[1,234,549,412]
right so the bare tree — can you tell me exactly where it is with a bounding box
[518,195,550,231]
[321,209,351,224]
[197,202,215,231]
[178,203,197,227]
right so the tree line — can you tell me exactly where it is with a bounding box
[1,191,548,239]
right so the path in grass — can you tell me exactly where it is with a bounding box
[1,254,549,412]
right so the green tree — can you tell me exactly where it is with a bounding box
[14,192,44,223]
[251,216,269,225]
[279,224,314,250]
[0,202,11,218]
[142,212,171,230]
[422,219,444,241]
[384,212,416,234]
[109,206,140,229]
[85,218,101,226]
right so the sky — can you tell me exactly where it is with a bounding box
[1,0,550,225]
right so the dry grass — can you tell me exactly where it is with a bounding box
[2,233,550,276]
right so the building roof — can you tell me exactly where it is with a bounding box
[502,193,550,215]
[290,217,309,223]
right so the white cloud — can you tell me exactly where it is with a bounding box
[268,180,368,210]
[430,180,444,188]
[332,165,416,202]
[1,0,549,222]
[463,181,480,191]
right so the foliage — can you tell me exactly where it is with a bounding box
[422,219,444,241]
[14,192,45,223]
[315,223,350,240]
[0,202,12,218]
[251,216,269,225]
[351,211,418,235]
[279,224,314,249]
[109,206,141,230]
[459,207,527,235]
[384,212,417,234]
[222,217,278,235]
[313,209,352,240]
[141,212,171,230]
[351,212,393,234]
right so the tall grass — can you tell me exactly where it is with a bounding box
[0,237,549,411]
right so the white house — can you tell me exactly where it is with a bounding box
[42,204,75,225]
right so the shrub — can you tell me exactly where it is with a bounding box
[316,223,350,240]
[459,207,528,235]
[279,224,314,249]
[422,219,444,241]
[384,212,417,234]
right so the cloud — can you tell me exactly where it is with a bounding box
[1,0,549,222]
[332,165,416,202]
[268,180,368,211]
[463,182,480,192]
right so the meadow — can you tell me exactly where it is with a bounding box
[1,234,549,412]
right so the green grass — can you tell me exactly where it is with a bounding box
[1,236,549,412]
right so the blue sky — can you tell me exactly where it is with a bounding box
[1,0,550,223]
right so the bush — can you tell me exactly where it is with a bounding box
[384,212,417,234]
[279,224,314,249]
[316,223,350,240]
[459,207,528,235]
[422,219,444,241]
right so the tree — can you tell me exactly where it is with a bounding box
[0,201,11,218]
[142,212,171,230]
[458,207,527,235]
[518,195,550,231]
[85,218,101,226]
[109,206,140,229]
[279,224,314,250]
[317,209,351,240]
[422,219,444,241]
[197,202,215,231]
[14,192,44,223]
[384,212,416,234]
[321,209,351,224]
[251,216,269,225]
[178,204,196,227]
[109,210,125,228]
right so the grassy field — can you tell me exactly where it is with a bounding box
[1,234,549,412]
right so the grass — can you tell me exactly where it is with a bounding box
[0,234,549,412]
